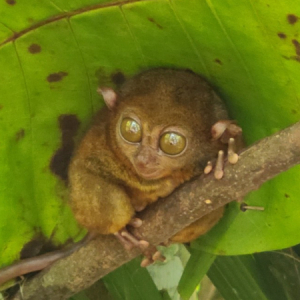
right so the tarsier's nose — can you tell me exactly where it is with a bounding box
[136,146,158,167]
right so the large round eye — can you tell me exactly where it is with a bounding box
[159,132,186,155]
[120,118,142,143]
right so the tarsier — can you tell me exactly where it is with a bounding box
[0,68,242,287]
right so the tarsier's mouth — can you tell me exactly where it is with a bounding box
[134,165,162,180]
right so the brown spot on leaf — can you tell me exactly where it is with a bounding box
[284,193,290,198]
[20,234,58,259]
[277,32,287,39]
[20,235,47,259]
[28,43,41,54]
[111,71,125,87]
[214,59,222,65]
[291,109,297,114]
[292,39,300,56]
[148,17,163,29]
[15,129,25,141]
[6,0,16,5]
[50,115,80,183]
[282,54,300,62]
[47,72,68,82]
[287,14,298,25]
[0,104,3,110]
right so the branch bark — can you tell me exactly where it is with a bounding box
[11,121,300,300]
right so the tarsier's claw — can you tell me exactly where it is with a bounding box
[228,138,239,164]
[204,161,213,174]
[214,150,225,179]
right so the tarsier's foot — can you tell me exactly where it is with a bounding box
[114,228,149,251]
[114,218,149,251]
[114,217,165,267]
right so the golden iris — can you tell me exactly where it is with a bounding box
[120,118,142,143]
[160,132,186,155]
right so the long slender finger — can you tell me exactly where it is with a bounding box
[214,150,224,179]
[204,161,213,174]
[121,231,149,250]
[114,232,133,250]
[228,138,239,164]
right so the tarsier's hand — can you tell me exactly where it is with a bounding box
[204,120,243,179]
[205,120,264,213]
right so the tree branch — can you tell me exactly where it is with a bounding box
[11,121,300,300]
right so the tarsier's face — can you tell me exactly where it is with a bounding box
[116,109,191,180]
[102,68,229,181]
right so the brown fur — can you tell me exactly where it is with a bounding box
[69,68,229,237]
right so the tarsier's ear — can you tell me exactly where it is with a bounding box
[97,87,118,110]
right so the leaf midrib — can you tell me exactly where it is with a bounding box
[0,0,144,48]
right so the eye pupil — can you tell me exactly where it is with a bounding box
[120,118,142,143]
[127,121,139,134]
[160,132,186,155]
[169,133,178,145]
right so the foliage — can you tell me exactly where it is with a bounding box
[0,0,300,299]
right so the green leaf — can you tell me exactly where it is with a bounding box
[1,0,300,272]
[209,256,276,300]
[70,293,90,300]
[71,280,114,300]
[256,249,300,300]
[178,249,216,300]
[208,249,300,300]
[103,257,163,300]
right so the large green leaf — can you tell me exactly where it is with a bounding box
[103,257,163,300]
[0,0,299,273]
[208,249,300,300]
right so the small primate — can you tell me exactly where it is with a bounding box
[0,68,242,287]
